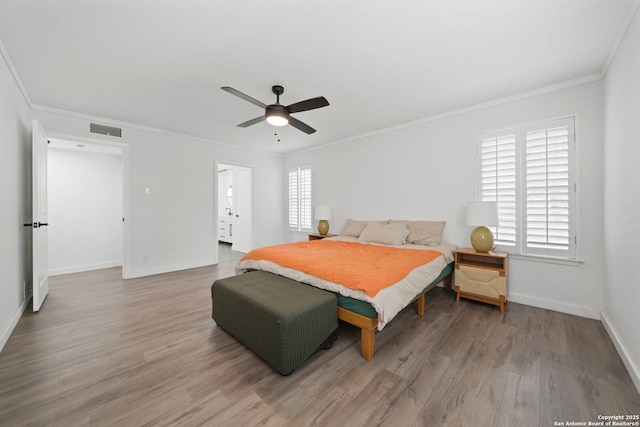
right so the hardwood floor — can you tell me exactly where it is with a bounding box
[1,261,638,426]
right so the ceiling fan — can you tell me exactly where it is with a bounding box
[221,85,329,134]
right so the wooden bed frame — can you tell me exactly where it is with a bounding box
[337,273,452,360]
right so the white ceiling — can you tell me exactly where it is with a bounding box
[0,0,637,154]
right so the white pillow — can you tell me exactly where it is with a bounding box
[341,219,369,237]
[358,222,409,245]
[389,220,446,246]
[341,219,390,237]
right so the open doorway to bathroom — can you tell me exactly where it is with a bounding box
[217,163,253,260]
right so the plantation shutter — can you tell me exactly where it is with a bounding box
[288,166,312,231]
[288,168,299,229]
[524,118,575,258]
[476,117,576,260]
[299,167,312,230]
[478,129,517,248]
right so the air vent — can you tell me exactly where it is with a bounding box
[90,123,122,137]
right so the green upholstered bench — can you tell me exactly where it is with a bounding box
[211,271,338,375]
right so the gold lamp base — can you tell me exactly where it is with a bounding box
[317,220,330,235]
[470,226,494,252]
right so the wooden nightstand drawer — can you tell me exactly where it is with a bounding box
[455,265,505,300]
[454,248,508,312]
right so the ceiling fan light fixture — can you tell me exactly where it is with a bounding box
[265,105,289,126]
[266,113,289,126]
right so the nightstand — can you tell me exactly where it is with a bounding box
[308,233,337,241]
[454,248,508,312]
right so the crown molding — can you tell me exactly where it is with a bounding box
[601,0,640,77]
[0,38,31,106]
[289,73,603,156]
[30,104,283,158]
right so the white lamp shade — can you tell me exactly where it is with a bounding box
[466,201,499,227]
[314,205,332,220]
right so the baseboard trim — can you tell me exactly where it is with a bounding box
[508,292,601,320]
[126,259,215,279]
[601,312,640,394]
[0,297,29,352]
[49,261,122,276]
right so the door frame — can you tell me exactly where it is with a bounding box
[215,159,254,256]
[46,132,131,279]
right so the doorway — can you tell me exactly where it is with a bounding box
[47,138,127,276]
[217,162,253,255]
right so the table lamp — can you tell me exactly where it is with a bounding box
[467,201,499,252]
[314,205,332,235]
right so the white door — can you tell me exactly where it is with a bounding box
[31,119,49,311]
[232,168,252,253]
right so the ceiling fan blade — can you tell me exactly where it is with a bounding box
[286,96,329,114]
[237,116,265,128]
[289,117,316,134]
[221,86,267,109]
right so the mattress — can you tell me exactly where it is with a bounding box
[237,236,456,330]
[336,261,454,318]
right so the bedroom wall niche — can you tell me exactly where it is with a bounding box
[47,140,123,275]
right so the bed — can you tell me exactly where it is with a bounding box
[235,220,456,360]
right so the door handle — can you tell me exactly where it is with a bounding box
[23,222,49,228]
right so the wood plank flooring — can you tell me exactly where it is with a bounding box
[1,258,638,426]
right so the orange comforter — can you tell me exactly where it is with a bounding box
[240,240,442,297]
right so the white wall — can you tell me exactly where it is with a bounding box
[603,7,640,391]
[285,80,605,319]
[31,108,284,279]
[0,47,32,350]
[48,147,123,275]
[0,52,283,349]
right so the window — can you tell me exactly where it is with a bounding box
[288,166,312,231]
[476,117,577,259]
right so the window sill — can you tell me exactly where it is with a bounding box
[507,253,584,266]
